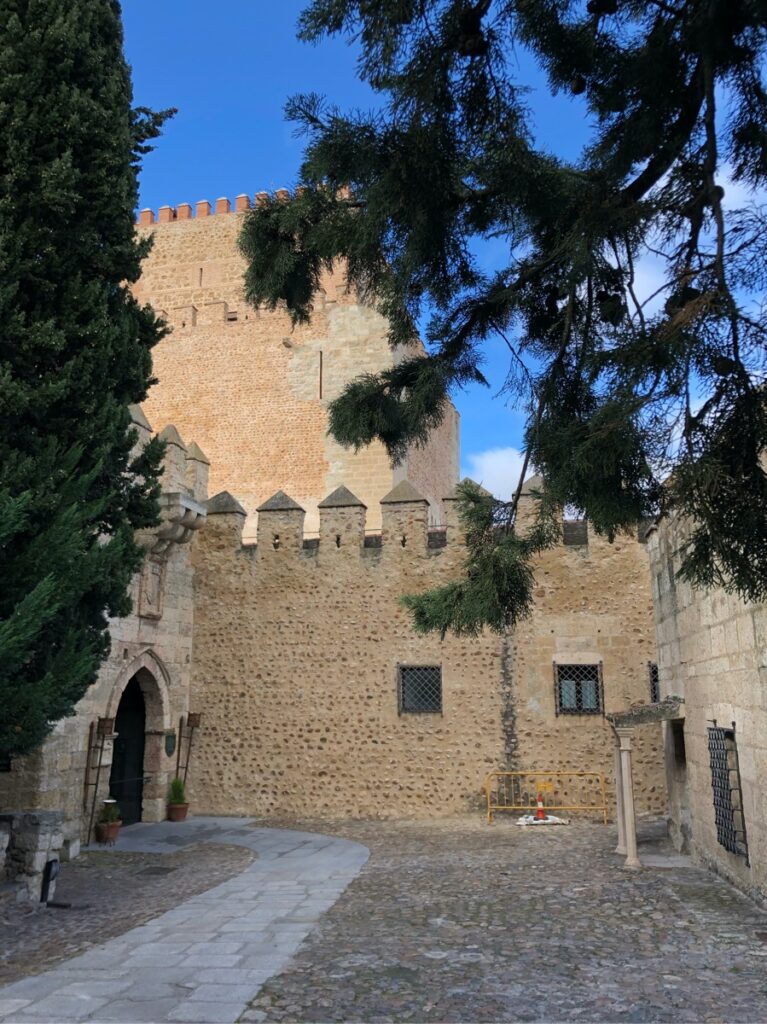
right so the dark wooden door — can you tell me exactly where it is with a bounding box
[109,676,146,825]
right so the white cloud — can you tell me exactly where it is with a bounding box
[462,447,529,500]
[627,251,667,316]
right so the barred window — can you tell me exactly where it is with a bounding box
[708,724,749,863]
[0,752,11,772]
[648,661,660,703]
[399,665,442,714]
[554,663,603,715]
[563,519,588,546]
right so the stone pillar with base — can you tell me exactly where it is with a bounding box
[616,726,641,869]
[613,732,627,856]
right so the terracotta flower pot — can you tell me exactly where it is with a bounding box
[167,803,189,822]
[94,820,122,844]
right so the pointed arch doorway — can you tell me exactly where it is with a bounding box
[109,675,146,825]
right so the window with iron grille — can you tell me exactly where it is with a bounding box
[648,662,660,703]
[399,665,442,714]
[563,519,588,546]
[708,724,749,863]
[554,663,603,715]
[0,751,11,772]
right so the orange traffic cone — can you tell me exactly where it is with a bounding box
[535,794,546,821]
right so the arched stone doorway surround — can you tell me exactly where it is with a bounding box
[106,649,173,823]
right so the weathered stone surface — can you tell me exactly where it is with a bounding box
[0,428,208,849]
[608,696,684,727]
[317,486,366,509]
[245,816,767,1024]
[134,209,459,538]
[648,514,767,903]
[189,495,665,821]
[380,480,428,504]
[256,491,305,513]
[0,812,64,903]
[0,841,254,985]
[0,819,366,1023]
[207,491,246,516]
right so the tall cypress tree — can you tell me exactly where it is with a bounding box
[241,0,767,636]
[0,0,170,757]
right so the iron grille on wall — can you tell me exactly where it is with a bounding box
[563,520,588,546]
[708,724,749,863]
[554,663,603,715]
[648,661,660,703]
[399,665,442,714]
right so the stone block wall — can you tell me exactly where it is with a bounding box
[0,411,207,848]
[648,515,767,902]
[0,811,64,903]
[189,485,665,821]
[133,195,459,539]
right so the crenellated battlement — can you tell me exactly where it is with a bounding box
[129,405,208,557]
[136,188,300,227]
[206,481,456,561]
[204,477,641,566]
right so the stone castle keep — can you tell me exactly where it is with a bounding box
[1,192,667,881]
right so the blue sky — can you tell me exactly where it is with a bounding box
[122,1,591,497]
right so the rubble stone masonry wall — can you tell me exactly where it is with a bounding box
[189,492,665,820]
[648,516,767,902]
[134,196,459,539]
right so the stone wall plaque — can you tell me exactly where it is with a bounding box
[139,557,166,620]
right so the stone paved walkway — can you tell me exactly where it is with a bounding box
[0,843,254,986]
[2,816,767,1023]
[0,818,368,1024]
[244,817,767,1024]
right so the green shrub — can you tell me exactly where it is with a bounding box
[168,777,187,805]
[98,801,121,823]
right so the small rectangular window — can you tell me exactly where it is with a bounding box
[399,665,442,714]
[0,752,11,772]
[563,520,588,546]
[554,663,603,715]
[648,662,660,703]
[708,724,749,863]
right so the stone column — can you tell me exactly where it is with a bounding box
[616,727,641,870]
[613,731,627,856]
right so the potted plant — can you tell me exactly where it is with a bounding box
[167,776,189,822]
[94,800,122,844]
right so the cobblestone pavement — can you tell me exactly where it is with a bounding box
[0,843,254,987]
[0,818,368,1024]
[243,816,767,1024]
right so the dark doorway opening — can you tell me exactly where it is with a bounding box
[109,675,146,825]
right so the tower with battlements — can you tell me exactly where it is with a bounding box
[133,193,459,541]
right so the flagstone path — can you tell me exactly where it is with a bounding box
[0,818,368,1024]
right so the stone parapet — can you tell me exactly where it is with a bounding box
[190,478,664,822]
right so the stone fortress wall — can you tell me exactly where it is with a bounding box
[133,194,460,541]
[0,188,668,886]
[647,516,767,902]
[190,478,666,820]
[0,408,208,856]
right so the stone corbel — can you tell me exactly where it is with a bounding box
[140,492,207,558]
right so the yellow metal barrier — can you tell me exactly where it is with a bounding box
[485,770,608,824]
